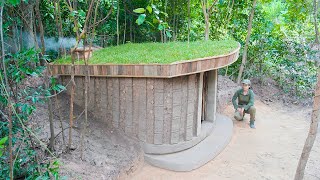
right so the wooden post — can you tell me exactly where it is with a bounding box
[205,69,218,123]
[314,0,319,44]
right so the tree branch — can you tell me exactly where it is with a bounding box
[208,0,219,14]
[88,5,114,29]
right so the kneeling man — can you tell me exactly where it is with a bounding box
[232,79,256,128]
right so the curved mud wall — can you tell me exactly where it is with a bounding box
[61,74,200,146]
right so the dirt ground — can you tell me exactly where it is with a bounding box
[32,94,144,180]
[130,100,320,180]
[31,75,319,180]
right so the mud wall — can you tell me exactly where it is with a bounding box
[61,74,200,145]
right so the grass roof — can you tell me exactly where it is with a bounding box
[54,40,239,65]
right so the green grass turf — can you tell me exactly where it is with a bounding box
[54,40,239,65]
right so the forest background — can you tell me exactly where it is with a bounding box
[0,0,319,179]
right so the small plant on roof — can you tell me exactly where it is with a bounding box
[133,4,172,39]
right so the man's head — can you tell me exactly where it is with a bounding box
[241,79,251,91]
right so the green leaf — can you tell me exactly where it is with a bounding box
[53,172,59,180]
[136,14,146,25]
[151,4,156,9]
[158,24,164,31]
[52,84,65,91]
[153,18,159,24]
[133,8,145,14]
[160,11,168,17]
[31,96,37,103]
[57,84,66,91]
[162,22,169,28]
[78,10,86,18]
[71,10,77,17]
[53,160,60,166]
[36,176,49,180]
[146,6,152,13]
[165,30,172,38]
[7,0,20,5]
[146,21,155,28]
[0,136,8,145]
[73,26,78,33]
[0,151,3,157]
[51,78,57,85]
[154,9,160,15]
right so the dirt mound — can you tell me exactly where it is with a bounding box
[217,75,240,113]
[250,78,313,107]
[32,93,144,180]
[217,76,313,112]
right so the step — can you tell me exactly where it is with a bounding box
[144,114,233,172]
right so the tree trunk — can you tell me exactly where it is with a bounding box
[175,15,179,41]
[204,17,210,40]
[35,0,55,150]
[65,0,96,150]
[54,90,65,147]
[172,0,176,41]
[130,15,133,42]
[19,24,23,51]
[294,69,320,180]
[225,0,234,31]
[54,1,66,57]
[80,57,89,159]
[117,0,120,46]
[164,0,168,43]
[314,0,319,44]
[32,10,39,53]
[1,5,13,180]
[237,0,257,84]
[45,72,55,151]
[123,4,127,44]
[73,1,79,38]
[10,8,18,53]
[35,0,45,55]
[80,45,88,158]
[201,0,210,41]
[68,0,78,151]
[8,105,13,180]
[188,0,191,42]
[81,0,99,159]
[68,65,75,150]
[21,1,35,49]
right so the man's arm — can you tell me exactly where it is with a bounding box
[244,90,254,111]
[232,90,239,110]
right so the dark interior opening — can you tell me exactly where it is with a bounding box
[201,72,208,122]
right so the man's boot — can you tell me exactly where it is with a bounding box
[250,120,255,128]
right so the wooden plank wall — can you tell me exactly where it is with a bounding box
[60,74,200,145]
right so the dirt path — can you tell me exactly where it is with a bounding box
[130,100,320,180]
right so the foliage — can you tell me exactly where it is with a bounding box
[133,3,172,39]
[0,136,8,157]
[0,48,63,179]
[1,0,320,178]
[220,0,318,98]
